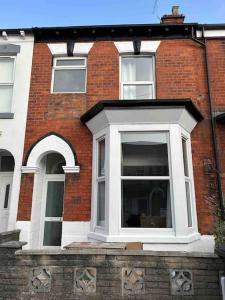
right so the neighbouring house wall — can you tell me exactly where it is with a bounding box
[17,38,222,240]
[0,35,34,231]
[0,244,223,299]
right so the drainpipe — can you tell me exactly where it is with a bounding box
[192,26,225,219]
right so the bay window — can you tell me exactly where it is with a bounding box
[121,56,154,100]
[82,100,203,244]
[0,57,15,112]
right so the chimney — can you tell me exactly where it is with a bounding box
[161,6,185,25]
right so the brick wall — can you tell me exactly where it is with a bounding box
[0,245,223,299]
[17,38,225,234]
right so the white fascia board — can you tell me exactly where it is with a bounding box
[114,41,160,53]
[48,42,93,56]
[197,29,225,38]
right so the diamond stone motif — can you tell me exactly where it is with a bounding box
[30,267,51,292]
[122,268,145,295]
[170,270,194,295]
[74,267,96,293]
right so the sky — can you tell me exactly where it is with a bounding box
[0,0,225,29]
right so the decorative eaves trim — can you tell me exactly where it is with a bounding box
[47,42,93,56]
[114,41,160,54]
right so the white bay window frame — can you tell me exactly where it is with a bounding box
[89,123,199,243]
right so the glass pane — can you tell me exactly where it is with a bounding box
[121,57,153,82]
[43,221,62,246]
[0,58,14,83]
[121,132,169,176]
[56,59,85,66]
[98,139,105,177]
[45,181,64,217]
[182,138,189,177]
[0,156,14,171]
[53,69,86,92]
[46,153,65,174]
[185,181,192,227]
[0,86,13,112]
[4,184,10,209]
[97,181,105,227]
[122,180,172,228]
[123,84,153,99]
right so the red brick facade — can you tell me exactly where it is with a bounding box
[17,37,225,235]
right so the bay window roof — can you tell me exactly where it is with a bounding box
[81,99,203,133]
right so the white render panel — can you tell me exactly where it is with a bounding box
[16,221,30,249]
[61,221,90,247]
[114,41,161,53]
[0,36,34,232]
[47,43,94,55]
[196,29,225,38]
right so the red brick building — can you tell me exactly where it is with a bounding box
[1,7,225,251]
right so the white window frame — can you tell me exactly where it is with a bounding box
[0,56,16,112]
[89,123,198,243]
[51,56,87,94]
[120,131,173,230]
[119,55,156,100]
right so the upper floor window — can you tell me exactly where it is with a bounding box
[0,57,15,112]
[121,56,154,100]
[52,57,87,93]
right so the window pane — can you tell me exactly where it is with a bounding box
[46,153,65,174]
[182,138,189,177]
[4,184,10,209]
[121,57,153,82]
[123,84,153,100]
[185,181,192,227]
[97,181,105,227]
[122,180,172,228]
[0,156,14,171]
[0,86,13,112]
[56,59,85,66]
[121,132,169,176]
[0,58,14,83]
[43,221,62,246]
[98,139,105,177]
[45,181,64,217]
[53,69,86,92]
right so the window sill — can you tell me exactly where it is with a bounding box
[88,231,201,244]
[0,113,14,119]
[51,91,86,94]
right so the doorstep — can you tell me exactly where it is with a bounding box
[64,242,143,250]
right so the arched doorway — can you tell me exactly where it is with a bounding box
[0,150,15,232]
[40,152,66,247]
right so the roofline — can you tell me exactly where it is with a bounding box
[80,99,204,124]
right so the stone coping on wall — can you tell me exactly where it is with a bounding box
[15,249,218,258]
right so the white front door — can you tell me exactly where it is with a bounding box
[41,175,65,247]
[0,172,13,232]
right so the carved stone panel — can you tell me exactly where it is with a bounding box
[122,268,145,295]
[74,267,96,294]
[30,267,51,292]
[170,270,194,295]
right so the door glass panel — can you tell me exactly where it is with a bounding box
[4,184,10,209]
[43,221,62,246]
[0,156,14,171]
[45,181,64,217]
